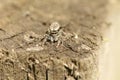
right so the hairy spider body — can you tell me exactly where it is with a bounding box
[42,22,75,47]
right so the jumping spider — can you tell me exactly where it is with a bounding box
[42,22,66,47]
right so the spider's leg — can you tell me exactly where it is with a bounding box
[56,38,63,47]
[41,34,48,46]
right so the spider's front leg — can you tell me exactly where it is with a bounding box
[56,37,63,47]
[41,34,48,46]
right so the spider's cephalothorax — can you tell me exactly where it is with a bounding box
[49,21,61,34]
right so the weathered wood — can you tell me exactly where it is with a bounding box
[0,0,108,80]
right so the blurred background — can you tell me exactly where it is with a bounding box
[100,0,120,80]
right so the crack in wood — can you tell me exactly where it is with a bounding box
[1,32,24,41]
[46,69,49,80]
[32,64,37,80]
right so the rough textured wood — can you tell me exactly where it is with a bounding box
[0,0,108,80]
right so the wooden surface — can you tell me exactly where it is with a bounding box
[0,0,108,80]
